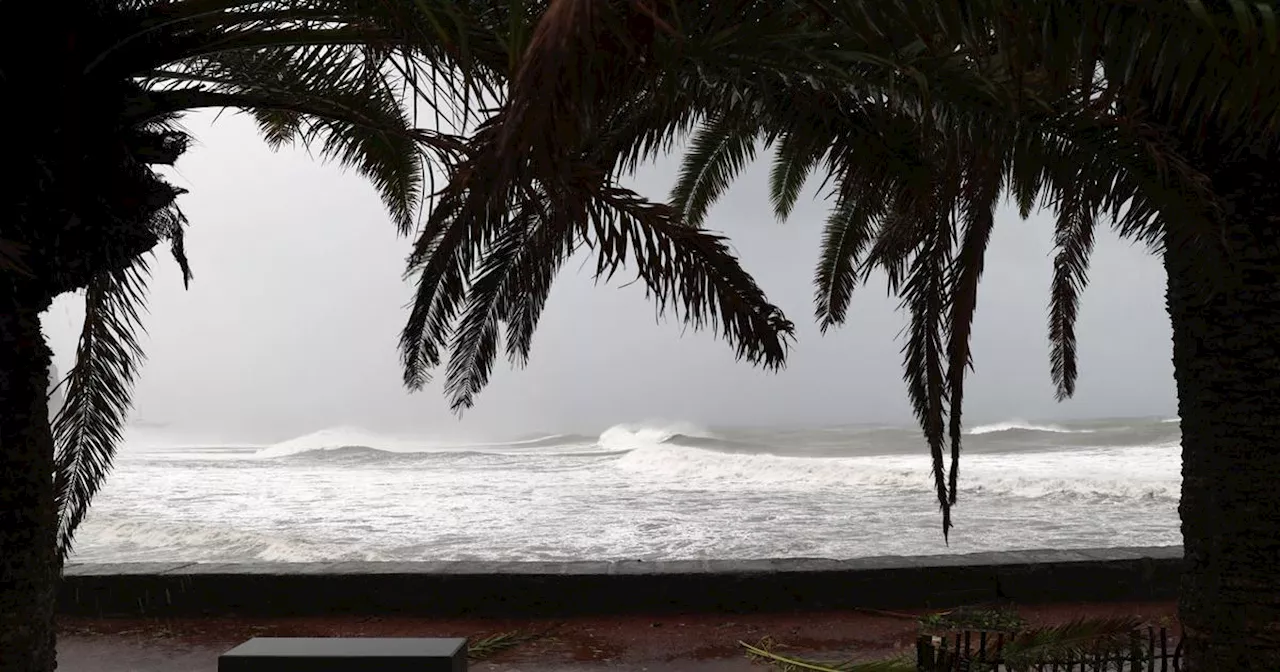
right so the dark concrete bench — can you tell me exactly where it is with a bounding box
[218,637,467,671]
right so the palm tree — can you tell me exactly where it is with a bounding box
[406,1,1280,669]
[0,2,790,670]
[8,2,1278,670]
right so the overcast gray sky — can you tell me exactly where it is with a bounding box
[44,112,1176,444]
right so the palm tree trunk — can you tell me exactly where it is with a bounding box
[0,289,59,672]
[1166,143,1280,671]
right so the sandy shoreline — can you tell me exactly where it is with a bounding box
[59,600,1178,671]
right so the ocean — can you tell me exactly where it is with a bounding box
[70,417,1183,564]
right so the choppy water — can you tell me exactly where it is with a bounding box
[70,418,1183,563]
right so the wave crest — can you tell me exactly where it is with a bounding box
[966,420,1093,435]
[253,427,424,458]
[596,422,712,451]
[254,426,619,461]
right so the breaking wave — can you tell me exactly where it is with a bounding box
[242,421,1178,503]
[77,417,1184,563]
[254,425,626,461]
[966,420,1095,435]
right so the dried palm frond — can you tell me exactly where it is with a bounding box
[467,625,558,660]
[741,638,915,672]
[999,616,1148,669]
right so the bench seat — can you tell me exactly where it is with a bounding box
[218,637,467,672]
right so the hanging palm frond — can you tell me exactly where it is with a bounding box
[52,259,152,559]
[24,0,518,564]
[944,155,1002,510]
[670,112,761,227]
[445,188,569,410]
[23,0,1280,563]
[768,127,830,222]
[398,99,795,409]
[465,0,1280,538]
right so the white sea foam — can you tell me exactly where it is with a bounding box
[596,422,713,451]
[252,426,433,458]
[71,518,374,563]
[72,419,1185,563]
[252,426,607,460]
[966,419,1094,435]
[612,441,1179,500]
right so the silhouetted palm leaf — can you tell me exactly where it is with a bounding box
[31,0,1280,553]
[444,188,567,409]
[945,157,1002,506]
[768,128,829,222]
[812,193,883,332]
[455,0,1280,537]
[671,113,759,227]
[401,114,794,409]
[29,0,511,558]
[52,260,151,559]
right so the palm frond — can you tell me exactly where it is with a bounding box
[115,0,509,118]
[1007,131,1050,219]
[149,205,193,288]
[52,259,151,560]
[467,625,558,661]
[56,0,1280,549]
[589,182,793,368]
[445,189,574,410]
[422,0,1280,545]
[899,211,955,539]
[768,128,828,222]
[1000,616,1148,669]
[812,195,883,332]
[481,0,1280,542]
[145,50,435,234]
[597,79,704,178]
[399,177,479,391]
[670,113,760,227]
[500,212,579,369]
[945,160,1002,504]
[741,639,915,672]
[1047,184,1098,402]
[403,95,793,405]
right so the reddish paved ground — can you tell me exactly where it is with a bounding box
[58,601,1177,671]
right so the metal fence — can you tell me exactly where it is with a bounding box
[916,626,1183,671]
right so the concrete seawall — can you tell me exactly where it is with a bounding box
[60,546,1182,618]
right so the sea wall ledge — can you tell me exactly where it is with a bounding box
[60,546,1183,618]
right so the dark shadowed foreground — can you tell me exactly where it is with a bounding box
[59,601,1176,672]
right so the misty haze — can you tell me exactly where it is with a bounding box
[22,5,1280,671]
[42,111,1180,564]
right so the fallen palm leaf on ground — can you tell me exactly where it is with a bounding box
[468,625,560,661]
[742,638,914,672]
